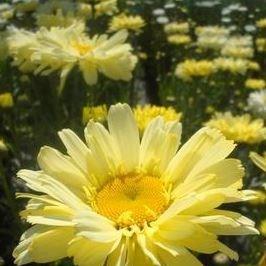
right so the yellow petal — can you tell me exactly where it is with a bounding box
[192,215,259,235]
[158,189,226,223]
[37,146,89,192]
[163,127,235,187]
[68,236,119,266]
[157,247,203,266]
[250,152,266,172]
[108,103,140,173]
[85,121,121,185]
[140,117,181,175]
[17,170,88,210]
[21,203,75,227]
[58,129,91,173]
[106,238,127,266]
[184,159,244,190]
[14,226,74,265]
[137,233,161,265]
[80,61,98,85]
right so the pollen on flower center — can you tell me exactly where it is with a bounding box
[94,175,170,228]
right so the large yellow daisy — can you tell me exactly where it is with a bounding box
[14,103,258,266]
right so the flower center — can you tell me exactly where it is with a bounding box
[71,41,92,56]
[94,175,169,228]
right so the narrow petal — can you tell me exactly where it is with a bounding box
[250,152,266,171]
[85,121,121,186]
[108,103,140,173]
[17,170,89,210]
[140,117,181,175]
[58,129,91,174]
[137,233,161,266]
[192,215,259,235]
[107,238,127,266]
[68,236,120,266]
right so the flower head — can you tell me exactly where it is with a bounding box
[82,104,108,124]
[221,36,254,59]
[8,25,137,91]
[109,14,145,32]
[133,105,181,134]
[248,89,266,119]
[256,38,266,52]
[35,0,91,28]
[245,79,266,90]
[164,22,189,35]
[175,59,216,81]
[167,34,191,45]
[256,18,266,29]
[0,3,14,23]
[205,112,266,144]
[14,103,258,266]
[0,92,14,108]
[95,0,118,17]
[214,58,257,75]
[195,26,230,50]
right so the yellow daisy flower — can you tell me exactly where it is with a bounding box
[8,24,137,91]
[35,0,92,28]
[36,9,81,28]
[175,59,216,81]
[0,92,14,108]
[256,38,266,52]
[109,14,145,32]
[167,34,191,45]
[221,36,254,59]
[164,22,189,35]
[205,112,266,144]
[95,0,118,17]
[14,103,258,266]
[245,79,266,90]
[214,58,252,75]
[82,104,108,124]
[256,18,266,29]
[133,105,181,134]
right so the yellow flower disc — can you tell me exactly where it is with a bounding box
[95,175,169,228]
